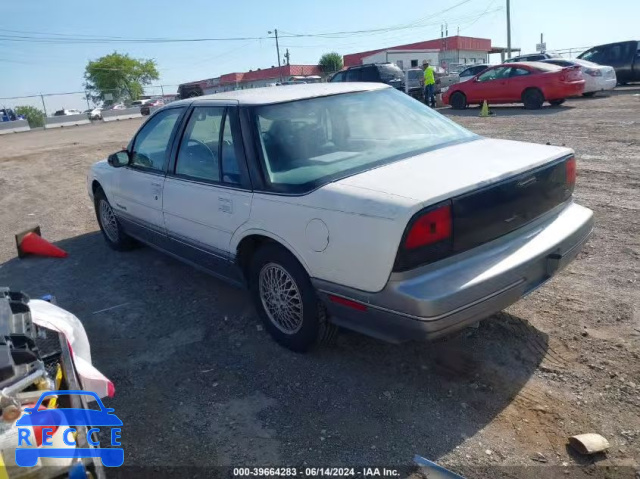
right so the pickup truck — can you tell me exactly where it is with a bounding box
[578,40,640,84]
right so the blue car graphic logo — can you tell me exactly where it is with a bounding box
[15,390,123,467]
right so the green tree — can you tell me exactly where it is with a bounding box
[14,105,45,128]
[84,52,159,104]
[318,52,343,75]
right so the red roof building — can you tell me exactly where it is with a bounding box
[179,64,322,96]
[344,36,492,69]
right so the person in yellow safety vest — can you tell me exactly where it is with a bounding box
[422,60,436,108]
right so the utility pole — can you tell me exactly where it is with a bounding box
[540,33,544,53]
[284,49,291,66]
[268,29,283,83]
[40,94,47,117]
[84,91,91,111]
[506,0,512,59]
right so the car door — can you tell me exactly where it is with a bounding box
[162,103,252,282]
[505,66,534,100]
[465,66,511,103]
[110,107,185,242]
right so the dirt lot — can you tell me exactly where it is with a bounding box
[0,92,638,478]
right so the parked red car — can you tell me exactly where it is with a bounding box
[443,62,585,110]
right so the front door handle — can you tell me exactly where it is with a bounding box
[150,182,162,201]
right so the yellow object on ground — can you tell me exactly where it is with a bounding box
[480,100,490,117]
[0,452,9,479]
[48,364,64,408]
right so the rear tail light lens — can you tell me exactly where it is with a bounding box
[405,204,452,249]
[565,156,576,193]
[394,201,454,272]
[585,68,602,77]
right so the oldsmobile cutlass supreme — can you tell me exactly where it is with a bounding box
[88,83,593,351]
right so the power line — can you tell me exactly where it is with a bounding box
[0,0,478,45]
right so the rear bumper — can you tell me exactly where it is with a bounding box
[584,77,617,93]
[313,201,593,343]
[547,81,585,99]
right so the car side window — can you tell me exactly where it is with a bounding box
[606,45,622,63]
[331,71,345,82]
[360,66,380,82]
[345,68,361,82]
[220,113,241,185]
[581,47,602,63]
[131,108,183,171]
[460,67,474,77]
[175,106,224,182]
[477,67,510,82]
[510,68,530,77]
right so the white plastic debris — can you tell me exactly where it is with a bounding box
[569,434,610,455]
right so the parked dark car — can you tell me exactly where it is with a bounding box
[330,63,405,91]
[505,53,559,63]
[578,41,640,84]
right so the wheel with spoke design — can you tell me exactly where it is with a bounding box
[94,187,137,251]
[250,243,338,352]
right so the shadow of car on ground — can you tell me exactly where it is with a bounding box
[0,232,554,468]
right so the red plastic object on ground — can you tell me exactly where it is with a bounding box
[15,227,68,259]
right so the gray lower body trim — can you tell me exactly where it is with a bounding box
[312,202,594,343]
[116,214,245,287]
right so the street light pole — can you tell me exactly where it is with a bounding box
[506,0,512,59]
[268,29,284,83]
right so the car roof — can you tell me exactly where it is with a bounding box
[515,61,563,71]
[172,82,390,106]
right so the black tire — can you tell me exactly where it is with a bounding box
[450,91,467,110]
[582,92,597,98]
[522,88,544,109]
[94,187,137,251]
[549,99,565,106]
[249,243,338,352]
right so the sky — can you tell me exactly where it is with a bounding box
[0,0,638,112]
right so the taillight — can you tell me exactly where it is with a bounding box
[405,204,452,249]
[394,201,454,272]
[565,156,576,193]
[585,68,602,77]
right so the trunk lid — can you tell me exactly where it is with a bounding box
[337,138,572,206]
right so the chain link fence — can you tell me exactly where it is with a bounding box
[0,85,180,127]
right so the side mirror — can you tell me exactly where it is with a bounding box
[108,150,130,168]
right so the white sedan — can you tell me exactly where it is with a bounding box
[542,58,617,96]
[87,83,593,352]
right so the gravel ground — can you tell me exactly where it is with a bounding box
[0,91,638,478]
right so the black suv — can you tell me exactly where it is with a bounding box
[330,63,405,91]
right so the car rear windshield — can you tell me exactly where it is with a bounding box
[378,65,404,82]
[528,62,563,72]
[254,88,477,193]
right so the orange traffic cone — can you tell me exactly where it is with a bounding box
[15,227,68,259]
